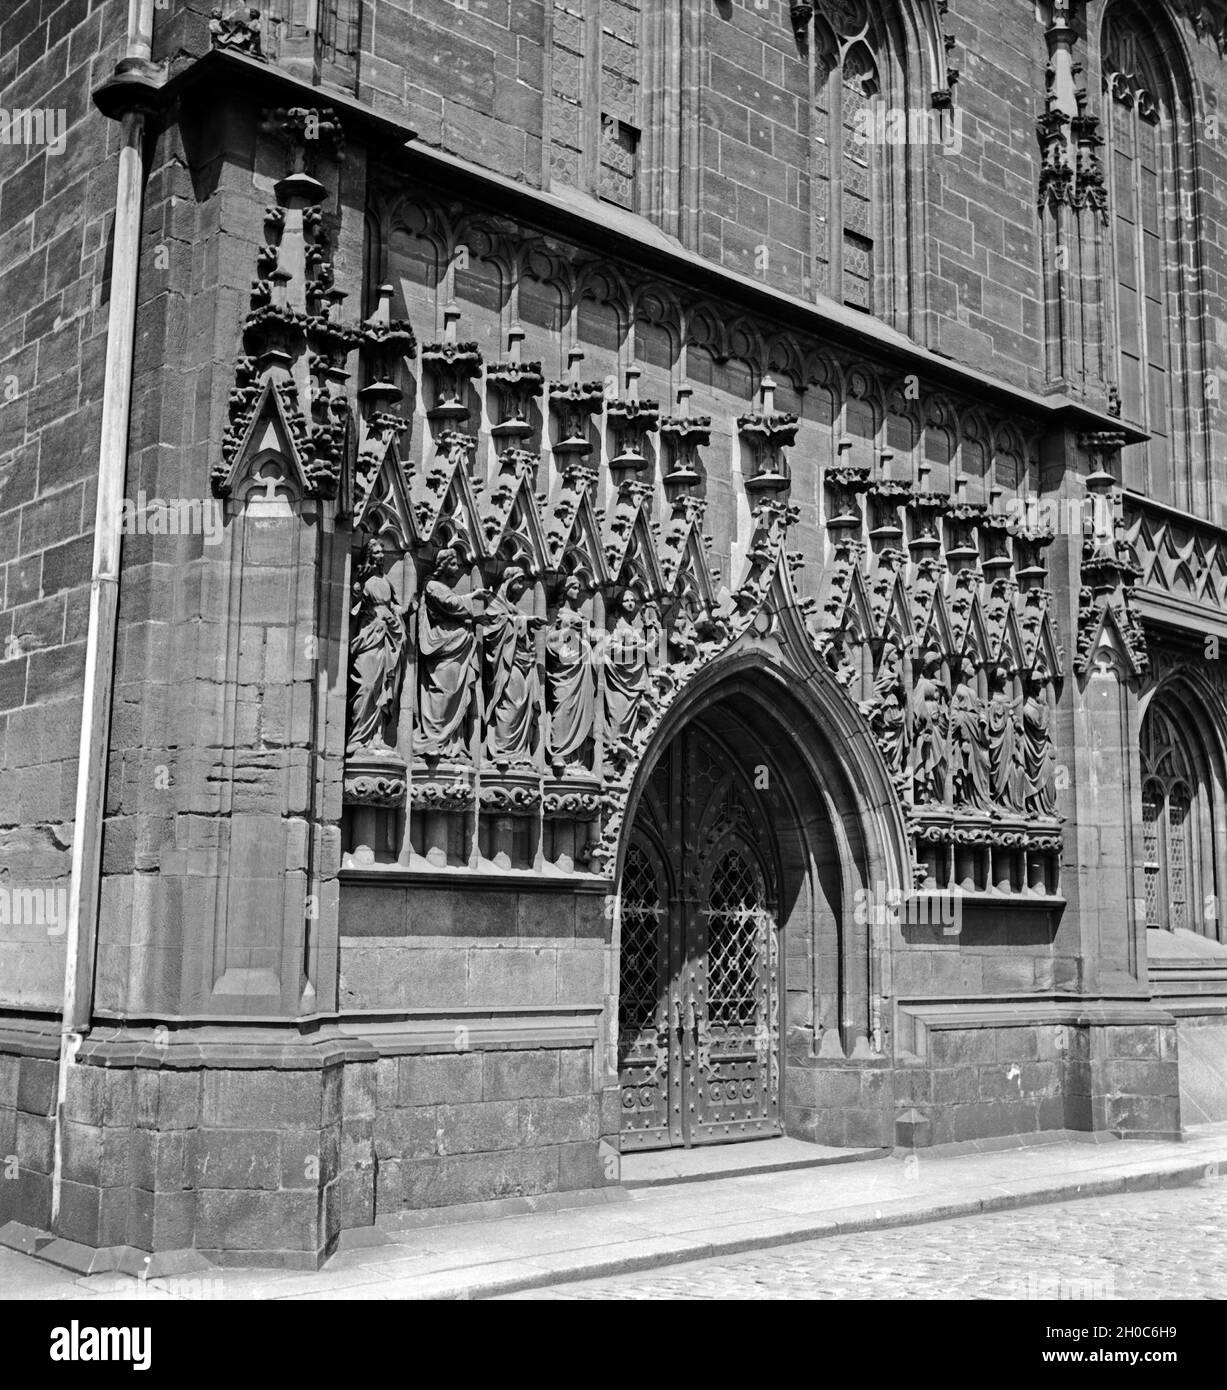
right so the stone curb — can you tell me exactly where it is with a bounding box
[375,1153,1227,1300]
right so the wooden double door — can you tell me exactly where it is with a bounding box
[617,723,782,1150]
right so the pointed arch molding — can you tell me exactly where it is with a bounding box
[793,1,958,107]
[1138,656,1227,943]
[610,564,913,897]
[1097,0,1208,503]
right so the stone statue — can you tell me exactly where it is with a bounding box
[482,565,544,766]
[868,643,907,780]
[415,546,489,759]
[667,605,700,666]
[823,630,858,690]
[949,655,991,811]
[912,650,949,805]
[347,538,410,756]
[546,575,597,775]
[603,587,655,760]
[986,662,1025,812]
[1022,667,1058,816]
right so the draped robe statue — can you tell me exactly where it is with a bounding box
[868,644,907,781]
[415,548,488,759]
[986,663,1025,812]
[347,538,409,755]
[912,652,949,805]
[603,588,654,758]
[1022,669,1058,816]
[546,576,596,774]
[482,566,543,766]
[949,656,991,811]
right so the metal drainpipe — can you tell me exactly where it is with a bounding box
[51,0,160,1225]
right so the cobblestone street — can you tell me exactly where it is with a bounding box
[503,1178,1227,1300]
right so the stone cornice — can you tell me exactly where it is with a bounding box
[339,866,612,892]
[897,996,1179,1030]
[24,1008,607,1066]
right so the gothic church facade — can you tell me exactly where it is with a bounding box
[2,0,1227,1266]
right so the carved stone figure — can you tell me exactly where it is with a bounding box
[546,575,597,775]
[986,662,1025,812]
[346,538,409,756]
[415,546,488,759]
[867,643,907,780]
[1022,667,1058,816]
[603,587,655,760]
[667,605,700,666]
[482,565,544,766]
[912,650,949,805]
[949,655,991,811]
[822,630,858,690]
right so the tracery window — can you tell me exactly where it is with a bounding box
[1102,6,1201,503]
[807,0,942,331]
[815,28,882,313]
[1140,702,1215,937]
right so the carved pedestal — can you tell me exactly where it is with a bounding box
[478,771,542,870]
[342,750,407,867]
[543,780,603,873]
[409,765,475,867]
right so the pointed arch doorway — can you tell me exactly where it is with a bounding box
[611,628,912,1154]
[618,716,783,1149]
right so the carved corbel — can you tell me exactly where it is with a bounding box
[549,351,605,463]
[260,106,344,208]
[738,377,797,503]
[487,326,544,448]
[422,306,483,426]
[659,386,711,500]
[606,368,660,483]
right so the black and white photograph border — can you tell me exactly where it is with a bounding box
[0,0,1224,1341]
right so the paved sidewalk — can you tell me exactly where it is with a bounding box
[6,1124,1227,1301]
[500,1179,1227,1299]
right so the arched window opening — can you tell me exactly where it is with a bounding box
[808,1,943,333]
[1140,701,1217,938]
[1102,6,1202,503]
[815,25,884,315]
[837,42,880,312]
